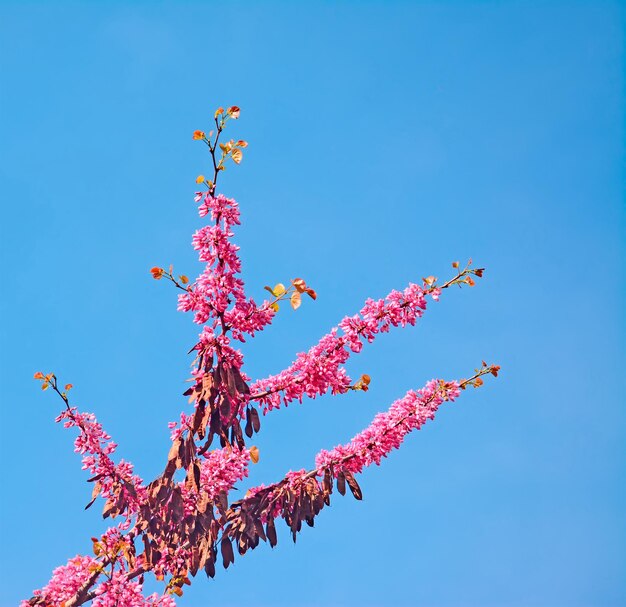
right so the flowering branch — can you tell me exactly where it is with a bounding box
[249,261,484,413]
[25,105,500,607]
[220,364,499,557]
[33,373,146,519]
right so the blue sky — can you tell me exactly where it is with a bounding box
[0,2,624,606]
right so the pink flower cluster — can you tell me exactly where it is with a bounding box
[153,544,192,581]
[92,572,176,607]
[195,330,245,372]
[199,446,251,500]
[23,549,177,607]
[56,407,147,518]
[251,283,438,412]
[177,447,250,518]
[252,329,352,412]
[315,379,460,476]
[20,555,97,607]
[177,193,275,341]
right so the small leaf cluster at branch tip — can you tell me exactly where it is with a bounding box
[214,106,240,120]
[264,278,317,311]
[166,574,191,597]
[192,105,245,194]
[417,259,485,297]
[34,371,54,391]
[444,258,485,289]
[459,361,501,390]
[351,374,371,391]
[150,265,190,291]
[34,372,75,400]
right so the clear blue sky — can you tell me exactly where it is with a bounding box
[0,2,624,606]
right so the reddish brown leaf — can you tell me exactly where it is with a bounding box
[322,469,333,494]
[250,407,261,433]
[219,394,231,419]
[231,366,250,395]
[221,537,234,568]
[210,410,221,435]
[167,438,182,463]
[266,518,277,548]
[244,409,253,438]
[337,472,346,496]
[102,498,117,519]
[344,472,363,500]
[204,557,216,579]
[85,481,101,510]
